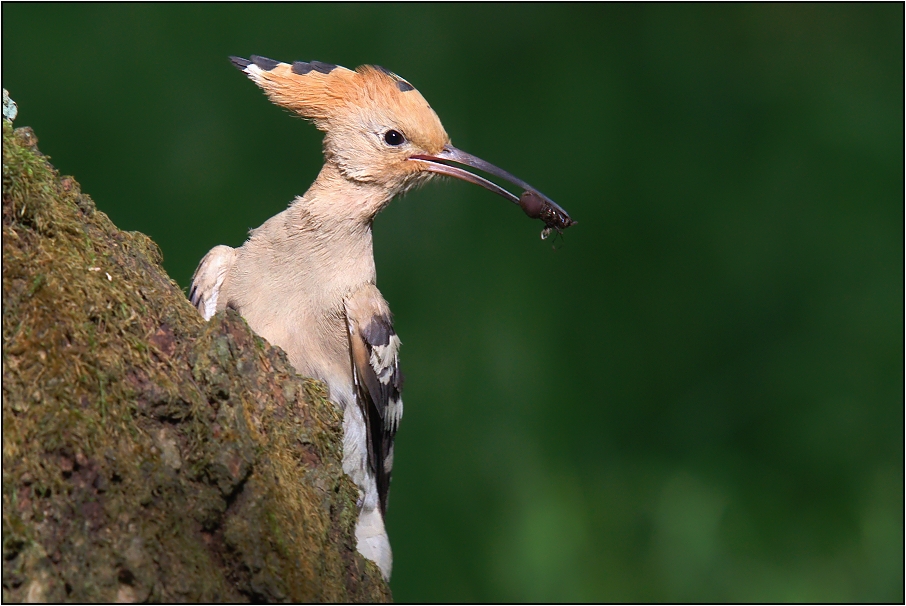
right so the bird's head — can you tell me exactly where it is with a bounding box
[233,56,574,232]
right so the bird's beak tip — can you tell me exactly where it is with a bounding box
[411,148,576,234]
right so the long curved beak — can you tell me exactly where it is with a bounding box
[410,144,575,233]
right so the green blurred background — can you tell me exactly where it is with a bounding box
[4,4,903,602]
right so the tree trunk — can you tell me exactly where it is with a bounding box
[1,113,391,602]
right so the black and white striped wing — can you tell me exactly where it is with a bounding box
[345,289,403,516]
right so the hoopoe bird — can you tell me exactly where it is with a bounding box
[190,56,573,581]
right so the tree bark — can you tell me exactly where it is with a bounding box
[1,115,391,602]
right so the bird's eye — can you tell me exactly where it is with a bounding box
[384,130,405,146]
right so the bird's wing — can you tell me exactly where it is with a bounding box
[344,284,404,516]
[189,245,236,321]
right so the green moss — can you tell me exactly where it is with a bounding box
[2,120,390,601]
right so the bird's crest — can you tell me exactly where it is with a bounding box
[231,55,445,150]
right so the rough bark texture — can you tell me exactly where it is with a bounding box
[1,118,391,602]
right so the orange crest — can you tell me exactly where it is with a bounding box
[232,56,449,154]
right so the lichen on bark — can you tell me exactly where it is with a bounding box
[1,118,391,602]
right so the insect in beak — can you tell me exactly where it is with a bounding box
[410,145,576,237]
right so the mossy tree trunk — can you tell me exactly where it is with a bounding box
[1,118,391,602]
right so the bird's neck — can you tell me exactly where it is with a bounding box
[301,162,394,227]
[274,162,387,289]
